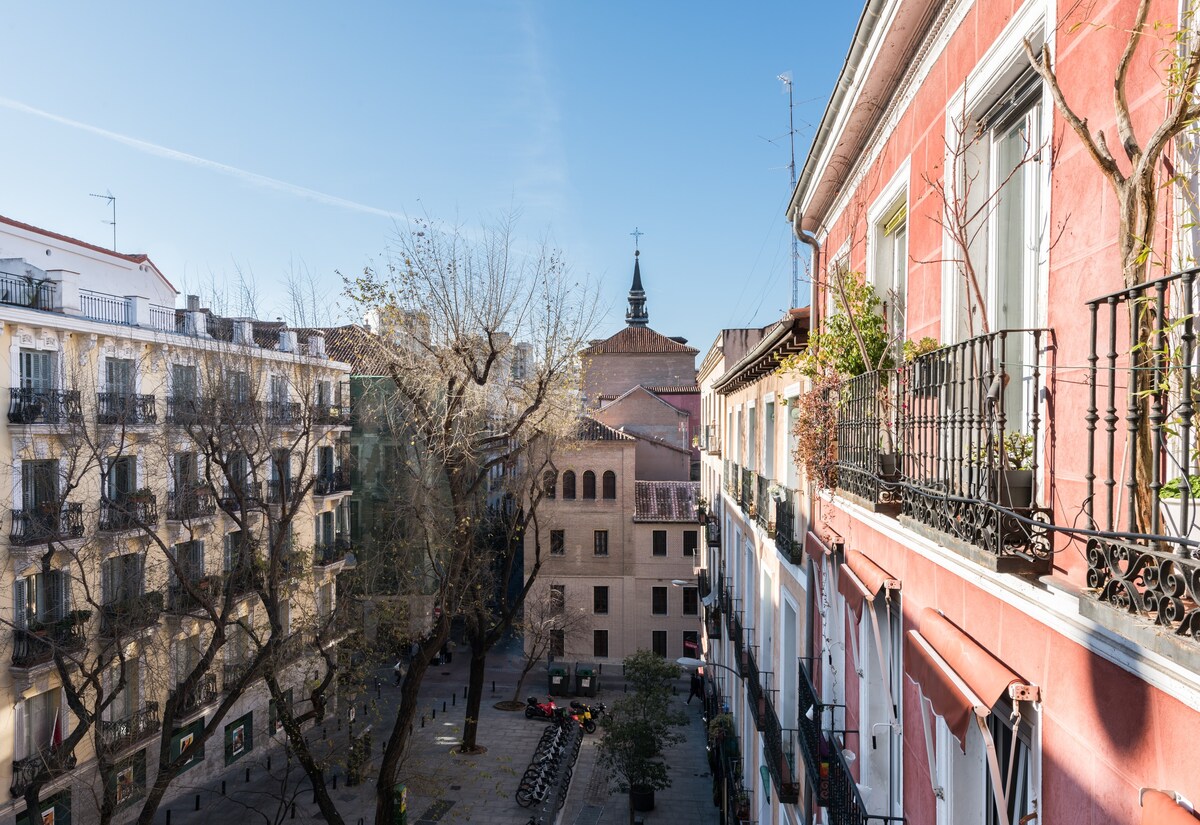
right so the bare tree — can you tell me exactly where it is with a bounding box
[508,579,591,706]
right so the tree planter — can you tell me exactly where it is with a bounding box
[630,785,655,811]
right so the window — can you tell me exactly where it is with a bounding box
[683,630,699,657]
[270,374,289,405]
[543,470,556,499]
[652,530,667,557]
[562,471,576,499]
[316,379,332,407]
[19,349,54,391]
[593,530,608,556]
[106,455,137,500]
[103,553,145,605]
[683,530,698,556]
[106,358,134,396]
[652,586,667,615]
[582,471,596,499]
[227,370,251,403]
[171,363,197,399]
[14,570,71,628]
[549,584,565,615]
[602,470,616,499]
[16,689,63,761]
[764,401,776,479]
[593,586,609,615]
[652,630,667,657]
[550,530,565,556]
[593,630,609,658]
[747,404,757,470]
[550,629,565,658]
[683,587,698,616]
[22,459,58,511]
[171,540,205,585]
[316,582,333,619]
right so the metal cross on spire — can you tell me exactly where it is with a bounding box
[630,226,644,252]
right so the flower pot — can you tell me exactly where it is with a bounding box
[1158,500,1200,557]
[631,785,655,812]
[995,469,1033,509]
[878,452,900,478]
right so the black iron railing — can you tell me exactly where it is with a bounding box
[100,591,163,637]
[98,703,161,756]
[705,513,722,548]
[0,271,57,310]
[312,404,352,426]
[10,742,76,797]
[740,468,753,513]
[313,468,352,496]
[12,614,88,668]
[756,474,770,531]
[760,694,800,803]
[725,460,736,497]
[1085,267,1200,639]
[266,401,302,424]
[742,639,767,732]
[267,479,294,504]
[167,486,217,520]
[10,502,85,545]
[166,576,222,614]
[227,562,263,598]
[97,392,157,425]
[223,659,255,689]
[219,481,263,511]
[169,672,218,714]
[219,398,263,424]
[314,537,351,566]
[774,487,800,563]
[99,495,159,531]
[8,389,82,425]
[836,371,897,506]
[167,396,216,425]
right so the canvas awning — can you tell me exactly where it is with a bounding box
[905,607,1038,750]
[837,548,900,622]
[1141,790,1200,825]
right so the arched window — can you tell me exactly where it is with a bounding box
[602,470,616,500]
[582,471,596,500]
[562,471,577,500]
[543,470,557,499]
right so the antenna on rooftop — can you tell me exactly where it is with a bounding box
[89,191,116,251]
[778,72,799,309]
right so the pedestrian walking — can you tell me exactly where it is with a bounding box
[393,659,403,686]
[687,671,704,705]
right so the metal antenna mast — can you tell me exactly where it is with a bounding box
[778,73,799,308]
[89,191,116,250]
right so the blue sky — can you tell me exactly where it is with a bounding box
[0,2,860,352]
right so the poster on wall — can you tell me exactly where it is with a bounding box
[170,719,206,774]
[224,712,254,765]
[15,791,70,825]
[109,750,147,810]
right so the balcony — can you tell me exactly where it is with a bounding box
[97,703,161,757]
[755,473,770,532]
[312,404,352,426]
[100,591,163,637]
[741,637,768,732]
[313,468,352,497]
[167,486,217,520]
[704,513,721,548]
[219,481,263,512]
[266,401,302,425]
[1083,268,1200,651]
[0,270,57,310]
[219,398,263,425]
[314,537,351,568]
[12,614,88,668]
[8,389,82,426]
[739,467,753,514]
[223,659,256,689]
[704,424,721,455]
[825,329,1053,574]
[96,392,157,426]
[272,630,311,666]
[99,495,159,532]
[166,396,216,425]
[760,694,800,804]
[169,672,218,715]
[226,562,263,599]
[267,479,294,504]
[724,459,737,498]
[10,502,84,545]
[774,487,801,563]
[10,742,77,798]
[166,576,222,614]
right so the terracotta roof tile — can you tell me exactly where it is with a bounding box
[582,326,699,356]
[634,481,701,522]
[576,416,635,442]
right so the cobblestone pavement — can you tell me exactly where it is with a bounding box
[153,637,719,824]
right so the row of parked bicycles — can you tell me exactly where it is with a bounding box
[515,712,583,810]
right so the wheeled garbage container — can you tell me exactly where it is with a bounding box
[548,662,571,696]
[575,662,599,696]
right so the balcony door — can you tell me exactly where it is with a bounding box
[23,460,59,511]
[14,570,70,628]
[106,658,141,722]
[103,553,144,605]
[19,349,55,391]
[106,358,134,396]
[16,689,63,761]
[107,455,137,501]
[174,453,199,493]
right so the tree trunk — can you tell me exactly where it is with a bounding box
[458,634,488,752]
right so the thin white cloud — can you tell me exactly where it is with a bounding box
[0,96,405,221]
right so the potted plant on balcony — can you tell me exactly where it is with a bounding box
[979,431,1036,508]
[128,487,154,504]
[1158,474,1200,552]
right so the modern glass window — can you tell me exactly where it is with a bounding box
[651,630,667,657]
[593,530,608,556]
[652,530,667,557]
[582,471,596,500]
[683,530,698,556]
[550,530,565,555]
[602,471,616,499]
[651,586,667,615]
[593,630,609,658]
[683,587,698,616]
[593,586,609,615]
[562,471,577,499]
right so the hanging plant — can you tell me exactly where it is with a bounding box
[793,375,841,490]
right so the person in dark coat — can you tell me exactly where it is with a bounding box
[687,671,704,705]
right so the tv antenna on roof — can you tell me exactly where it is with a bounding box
[89,191,116,251]
[778,72,800,309]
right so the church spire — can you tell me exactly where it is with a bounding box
[625,249,648,327]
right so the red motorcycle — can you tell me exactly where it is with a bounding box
[524,695,558,720]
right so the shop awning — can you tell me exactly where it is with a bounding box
[837,548,900,621]
[905,607,1038,750]
[1142,790,1199,825]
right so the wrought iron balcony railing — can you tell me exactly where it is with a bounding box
[169,672,218,715]
[740,468,753,514]
[167,396,217,425]
[97,702,161,756]
[314,537,351,567]
[166,576,222,614]
[704,424,721,455]
[0,271,57,310]
[724,460,736,497]
[99,495,159,532]
[313,468,352,496]
[10,502,85,545]
[100,590,164,637]
[312,404,352,426]
[12,614,88,668]
[835,371,897,507]
[266,401,302,424]
[705,513,721,548]
[756,474,770,531]
[760,694,800,804]
[742,639,767,732]
[219,481,263,511]
[96,392,157,425]
[8,388,82,425]
[774,487,800,563]
[10,741,77,798]
[219,398,263,424]
[223,659,255,689]
[167,486,217,520]
[226,562,263,598]
[267,479,294,504]
[1084,267,1200,643]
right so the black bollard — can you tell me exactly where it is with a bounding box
[291,803,296,819]
[333,774,338,790]
[245,768,250,783]
[451,692,455,706]
[338,718,342,731]
[323,726,327,739]
[222,781,226,795]
[195,795,200,811]
[492,680,496,694]
[463,686,467,698]
[442,701,446,712]
[268,755,271,771]
[166,812,171,825]
[432,706,436,719]
[421,715,425,728]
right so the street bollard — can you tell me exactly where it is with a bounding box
[291,803,296,819]
[166,812,171,825]
[442,701,446,712]
[222,781,226,795]
[246,768,250,783]
[463,686,467,698]
[492,680,496,694]
[451,692,455,706]
[195,795,200,811]
[268,756,272,771]
[432,706,436,719]
[421,716,425,728]
[333,774,338,790]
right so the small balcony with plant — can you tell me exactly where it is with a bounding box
[167,485,217,521]
[100,591,164,638]
[8,388,82,426]
[12,610,90,669]
[314,535,352,569]
[313,467,352,497]
[10,501,84,546]
[99,490,159,532]
[218,480,263,512]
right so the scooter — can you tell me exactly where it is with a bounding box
[570,700,608,721]
[570,704,597,734]
[524,696,558,719]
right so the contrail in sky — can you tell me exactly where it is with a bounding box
[0,96,405,221]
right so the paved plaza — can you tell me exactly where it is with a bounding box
[151,637,719,824]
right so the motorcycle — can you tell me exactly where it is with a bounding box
[570,700,608,724]
[567,703,597,734]
[524,696,558,720]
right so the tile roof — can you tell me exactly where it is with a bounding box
[582,326,700,356]
[634,481,701,522]
[318,324,393,375]
[576,416,635,442]
[598,384,699,402]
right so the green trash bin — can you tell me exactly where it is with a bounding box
[575,662,598,697]
[548,662,571,696]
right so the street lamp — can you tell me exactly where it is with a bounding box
[677,656,738,678]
